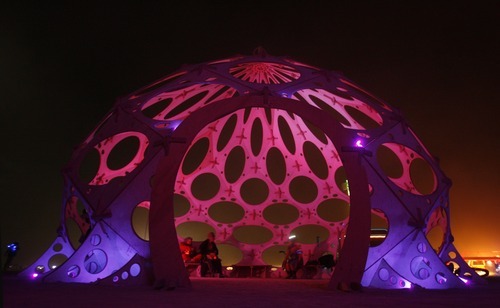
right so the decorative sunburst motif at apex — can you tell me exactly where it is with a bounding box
[229,62,300,84]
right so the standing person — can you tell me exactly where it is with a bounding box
[199,232,224,277]
[4,242,19,272]
[283,235,303,279]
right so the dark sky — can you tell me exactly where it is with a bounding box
[1,1,499,266]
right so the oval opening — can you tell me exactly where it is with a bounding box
[107,136,140,170]
[164,91,208,119]
[251,117,263,156]
[377,144,403,179]
[224,146,245,183]
[176,222,215,242]
[174,194,190,217]
[191,173,220,200]
[303,141,328,179]
[233,225,273,244]
[182,137,209,175]
[263,203,299,225]
[289,176,318,204]
[290,225,330,244]
[132,203,150,241]
[344,105,381,130]
[142,98,172,118]
[262,245,288,267]
[410,158,437,195]
[266,147,286,185]
[217,244,243,266]
[317,198,350,222]
[208,202,245,223]
[240,178,269,205]
[277,116,296,154]
[217,114,238,152]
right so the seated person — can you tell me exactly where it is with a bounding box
[199,232,223,277]
[179,237,201,263]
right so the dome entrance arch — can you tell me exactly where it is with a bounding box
[149,94,371,290]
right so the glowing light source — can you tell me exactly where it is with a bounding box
[226,266,234,271]
[355,139,364,148]
[31,273,39,278]
[288,235,296,240]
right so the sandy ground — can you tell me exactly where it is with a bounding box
[3,274,500,308]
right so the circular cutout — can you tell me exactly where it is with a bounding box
[240,178,269,205]
[182,137,209,175]
[78,148,100,184]
[410,158,437,195]
[303,141,328,179]
[225,146,245,183]
[84,249,108,274]
[52,243,63,252]
[191,173,220,200]
[378,268,390,281]
[266,147,286,185]
[48,254,68,269]
[217,244,243,266]
[290,225,330,244]
[208,202,245,223]
[233,225,273,244]
[289,176,318,204]
[410,256,431,280]
[89,234,101,246]
[262,245,288,267]
[217,114,237,152]
[317,199,350,222]
[377,144,403,179]
[250,117,263,156]
[67,265,81,278]
[107,136,140,171]
[263,203,299,225]
[174,194,190,217]
[130,263,141,277]
[121,271,129,280]
[132,205,149,241]
[176,222,215,241]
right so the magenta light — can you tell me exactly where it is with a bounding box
[32,273,39,279]
[355,139,364,147]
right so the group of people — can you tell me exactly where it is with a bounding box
[179,233,332,280]
[179,232,223,277]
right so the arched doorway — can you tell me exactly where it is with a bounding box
[149,94,371,290]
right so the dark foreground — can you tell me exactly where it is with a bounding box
[3,274,500,308]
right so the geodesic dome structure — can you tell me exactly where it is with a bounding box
[22,50,482,290]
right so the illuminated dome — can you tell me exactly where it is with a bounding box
[22,50,482,290]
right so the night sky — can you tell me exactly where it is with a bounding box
[1,1,499,267]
